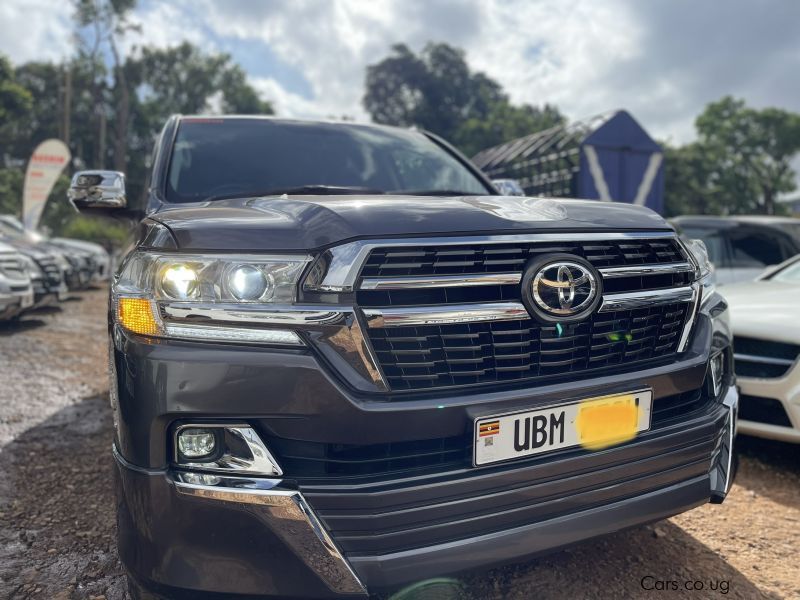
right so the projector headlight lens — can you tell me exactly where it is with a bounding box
[228,265,272,301]
[160,264,199,300]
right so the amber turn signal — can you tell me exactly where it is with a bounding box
[116,297,160,336]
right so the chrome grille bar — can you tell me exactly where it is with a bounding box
[315,231,679,293]
[363,287,696,327]
[363,303,528,328]
[359,272,521,290]
[598,262,693,278]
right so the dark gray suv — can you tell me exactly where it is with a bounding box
[69,116,737,599]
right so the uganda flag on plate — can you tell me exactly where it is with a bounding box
[479,420,500,437]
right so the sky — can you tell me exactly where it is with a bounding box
[1,0,799,147]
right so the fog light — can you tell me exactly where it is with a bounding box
[177,428,217,459]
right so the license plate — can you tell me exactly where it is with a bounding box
[474,390,652,466]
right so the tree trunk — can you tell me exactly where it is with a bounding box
[110,40,129,173]
[763,187,775,215]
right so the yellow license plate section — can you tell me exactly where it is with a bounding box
[575,394,639,450]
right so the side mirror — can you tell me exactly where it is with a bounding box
[67,170,127,210]
[491,178,525,197]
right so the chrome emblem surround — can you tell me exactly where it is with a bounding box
[521,255,602,323]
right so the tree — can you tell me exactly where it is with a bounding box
[695,97,800,215]
[363,43,562,154]
[0,55,33,154]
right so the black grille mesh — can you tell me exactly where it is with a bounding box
[360,239,686,278]
[368,303,689,391]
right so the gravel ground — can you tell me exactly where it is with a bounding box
[0,288,798,600]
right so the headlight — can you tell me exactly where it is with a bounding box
[682,238,716,307]
[20,255,43,278]
[54,254,72,271]
[113,252,311,344]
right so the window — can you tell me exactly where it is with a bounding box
[165,119,490,203]
[728,230,785,268]
[677,227,728,268]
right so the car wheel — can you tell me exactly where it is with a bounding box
[126,576,162,600]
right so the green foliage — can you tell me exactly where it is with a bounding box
[0,55,32,145]
[0,168,24,216]
[60,214,130,248]
[363,43,563,155]
[664,97,800,216]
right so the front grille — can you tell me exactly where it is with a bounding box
[272,388,711,481]
[360,238,685,278]
[734,336,799,379]
[353,235,695,393]
[367,303,689,391]
[0,254,26,281]
[738,395,793,427]
[36,257,62,286]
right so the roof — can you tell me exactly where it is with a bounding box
[471,109,660,171]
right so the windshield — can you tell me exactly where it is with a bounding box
[165,118,491,202]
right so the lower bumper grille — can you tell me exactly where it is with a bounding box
[298,397,724,556]
[738,394,792,427]
[270,388,711,481]
[368,303,690,391]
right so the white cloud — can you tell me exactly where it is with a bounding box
[2,0,799,148]
[0,0,72,64]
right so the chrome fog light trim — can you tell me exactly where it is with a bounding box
[174,425,283,477]
[164,322,303,346]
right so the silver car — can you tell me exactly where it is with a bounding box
[0,242,34,320]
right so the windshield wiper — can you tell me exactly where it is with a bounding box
[389,189,489,196]
[205,185,386,202]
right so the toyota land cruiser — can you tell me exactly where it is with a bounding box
[68,116,737,599]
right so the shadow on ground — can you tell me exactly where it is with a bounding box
[0,395,126,600]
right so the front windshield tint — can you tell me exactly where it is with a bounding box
[165,119,490,202]
[768,259,800,282]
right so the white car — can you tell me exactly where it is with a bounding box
[722,255,800,443]
[0,242,34,319]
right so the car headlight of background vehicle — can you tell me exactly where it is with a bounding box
[113,252,311,344]
[20,255,44,279]
[682,238,716,307]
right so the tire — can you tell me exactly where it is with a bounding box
[126,576,163,600]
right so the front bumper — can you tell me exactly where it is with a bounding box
[115,389,736,598]
[112,307,737,598]
[737,360,800,443]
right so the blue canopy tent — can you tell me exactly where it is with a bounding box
[472,110,665,214]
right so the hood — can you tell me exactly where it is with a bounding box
[720,281,800,344]
[152,195,671,252]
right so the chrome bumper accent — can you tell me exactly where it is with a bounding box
[733,353,795,367]
[173,474,366,595]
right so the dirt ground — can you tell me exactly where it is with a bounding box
[0,288,798,600]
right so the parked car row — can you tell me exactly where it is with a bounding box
[0,214,110,320]
[672,215,800,446]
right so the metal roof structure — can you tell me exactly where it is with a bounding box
[472,110,665,213]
